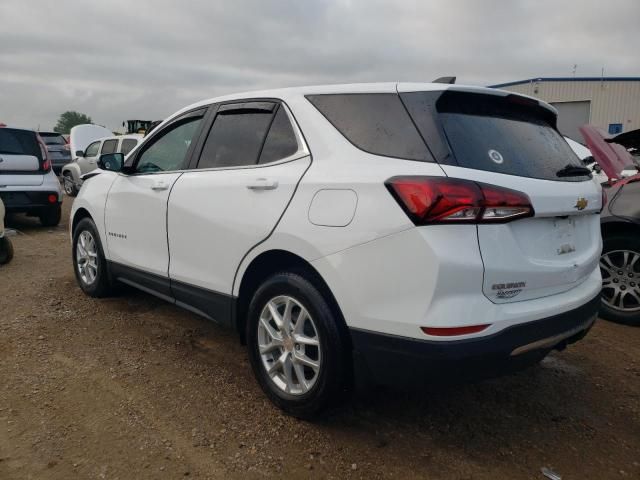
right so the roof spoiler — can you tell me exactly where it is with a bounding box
[433,76,456,84]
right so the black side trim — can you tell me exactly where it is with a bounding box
[106,261,235,326]
[109,261,173,300]
[171,279,235,327]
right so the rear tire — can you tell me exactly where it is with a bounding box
[39,204,61,227]
[0,237,13,265]
[599,233,640,326]
[63,173,78,196]
[246,272,352,418]
[72,217,113,297]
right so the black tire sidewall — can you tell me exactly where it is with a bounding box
[600,233,640,326]
[72,218,111,297]
[63,174,77,196]
[246,272,350,417]
[0,237,13,265]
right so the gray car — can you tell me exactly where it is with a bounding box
[39,132,71,174]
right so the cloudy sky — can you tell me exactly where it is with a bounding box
[1,0,638,132]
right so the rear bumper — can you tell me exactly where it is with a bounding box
[0,190,61,211]
[351,294,600,388]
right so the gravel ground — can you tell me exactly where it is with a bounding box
[1,196,639,479]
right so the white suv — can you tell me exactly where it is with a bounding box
[70,83,603,417]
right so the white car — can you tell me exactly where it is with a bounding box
[70,83,603,416]
[62,126,142,196]
[0,126,63,226]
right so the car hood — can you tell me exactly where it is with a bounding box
[579,125,636,182]
[608,128,640,150]
[69,124,111,158]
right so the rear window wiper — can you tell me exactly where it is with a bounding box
[556,164,592,177]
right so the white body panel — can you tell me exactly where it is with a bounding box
[168,157,311,294]
[104,173,181,276]
[0,154,39,172]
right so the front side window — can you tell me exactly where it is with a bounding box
[101,139,118,155]
[197,108,273,169]
[85,141,100,157]
[120,138,138,156]
[135,117,202,173]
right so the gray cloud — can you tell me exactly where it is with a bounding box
[1,0,638,131]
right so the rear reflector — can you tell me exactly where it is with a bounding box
[48,194,57,203]
[421,324,490,337]
[386,176,534,225]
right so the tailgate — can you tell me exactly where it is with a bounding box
[444,166,602,303]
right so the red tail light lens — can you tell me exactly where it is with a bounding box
[48,194,57,204]
[421,324,490,336]
[386,176,534,224]
[42,158,51,172]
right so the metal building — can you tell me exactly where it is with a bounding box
[490,77,640,141]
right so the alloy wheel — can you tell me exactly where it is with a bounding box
[76,230,99,285]
[600,249,640,312]
[257,295,322,395]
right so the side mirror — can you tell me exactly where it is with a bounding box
[98,153,125,172]
[75,150,84,157]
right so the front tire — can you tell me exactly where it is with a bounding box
[600,233,640,326]
[39,204,61,227]
[246,272,351,418]
[63,173,78,196]
[0,237,13,265]
[72,217,113,297]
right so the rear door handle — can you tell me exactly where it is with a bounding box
[151,180,170,191]
[246,178,278,190]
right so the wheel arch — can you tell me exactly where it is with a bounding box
[62,162,82,181]
[71,207,93,234]
[601,219,640,239]
[234,249,351,347]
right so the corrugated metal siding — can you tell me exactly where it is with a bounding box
[500,80,640,134]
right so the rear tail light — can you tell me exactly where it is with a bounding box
[42,158,51,172]
[386,176,534,225]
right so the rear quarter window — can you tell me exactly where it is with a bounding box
[306,93,432,161]
[120,139,138,156]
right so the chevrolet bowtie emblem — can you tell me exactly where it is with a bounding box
[574,197,588,210]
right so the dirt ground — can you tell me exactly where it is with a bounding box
[1,196,639,480]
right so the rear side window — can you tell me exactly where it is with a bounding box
[0,128,42,160]
[101,139,118,155]
[401,91,589,182]
[306,93,431,161]
[258,106,298,164]
[120,138,138,156]
[197,109,273,169]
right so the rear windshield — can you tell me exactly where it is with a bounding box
[0,128,42,159]
[402,91,590,182]
[38,133,66,145]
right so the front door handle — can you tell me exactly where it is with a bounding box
[151,180,170,191]
[246,178,278,190]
